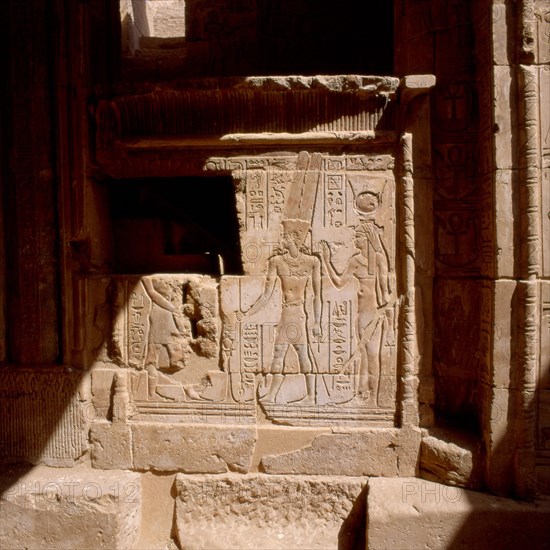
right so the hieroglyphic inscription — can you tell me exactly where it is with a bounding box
[345,155,395,172]
[324,174,345,228]
[128,287,151,369]
[268,169,292,214]
[246,170,268,229]
[328,300,353,375]
[241,322,260,373]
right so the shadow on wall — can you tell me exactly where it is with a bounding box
[338,483,368,550]
[443,332,550,550]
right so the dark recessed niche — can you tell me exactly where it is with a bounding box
[109,177,243,275]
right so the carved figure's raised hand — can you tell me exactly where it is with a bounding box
[234,310,244,322]
[364,221,377,242]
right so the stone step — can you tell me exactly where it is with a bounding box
[0,466,141,550]
[367,477,550,550]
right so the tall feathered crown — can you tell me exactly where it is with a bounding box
[281,219,310,244]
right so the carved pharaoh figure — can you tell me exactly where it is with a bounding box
[238,219,322,405]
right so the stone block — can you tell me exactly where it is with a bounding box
[260,427,420,477]
[0,466,141,549]
[492,279,517,388]
[367,477,550,550]
[131,423,256,473]
[535,0,550,64]
[492,3,509,66]
[174,473,367,549]
[494,170,516,278]
[90,368,116,419]
[493,66,514,171]
[536,463,550,495]
[420,430,482,489]
[0,367,89,467]
[481,384,516,496]
[90,421,133,470]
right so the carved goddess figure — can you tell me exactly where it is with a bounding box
[238,220,322,405]
[321,212,393,405]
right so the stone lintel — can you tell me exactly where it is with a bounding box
[121,131,397,150]
[108,74,400,96]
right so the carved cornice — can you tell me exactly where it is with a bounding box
[94,75,434,178]
[94,75,407,176]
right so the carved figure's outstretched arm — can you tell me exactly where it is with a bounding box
[365,225,392,306]
[242,259,278,318]
[311,257,322,338]
[320,241,353,289]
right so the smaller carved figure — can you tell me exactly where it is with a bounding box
[321,205,394,405]
[142,278,189,400]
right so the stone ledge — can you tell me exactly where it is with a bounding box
[107,75,400,95]
[121,131,397,149]
[260,427,421,477]
[0,466,141,550]
[367,477,550,550]
[130,423,257,473]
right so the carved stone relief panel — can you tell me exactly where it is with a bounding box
[534,2,550,66]
[433,279,481,419]
[90,149,403,429]
[92,274,257,425]
[214,152,397,426]
[85,75,433,476]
